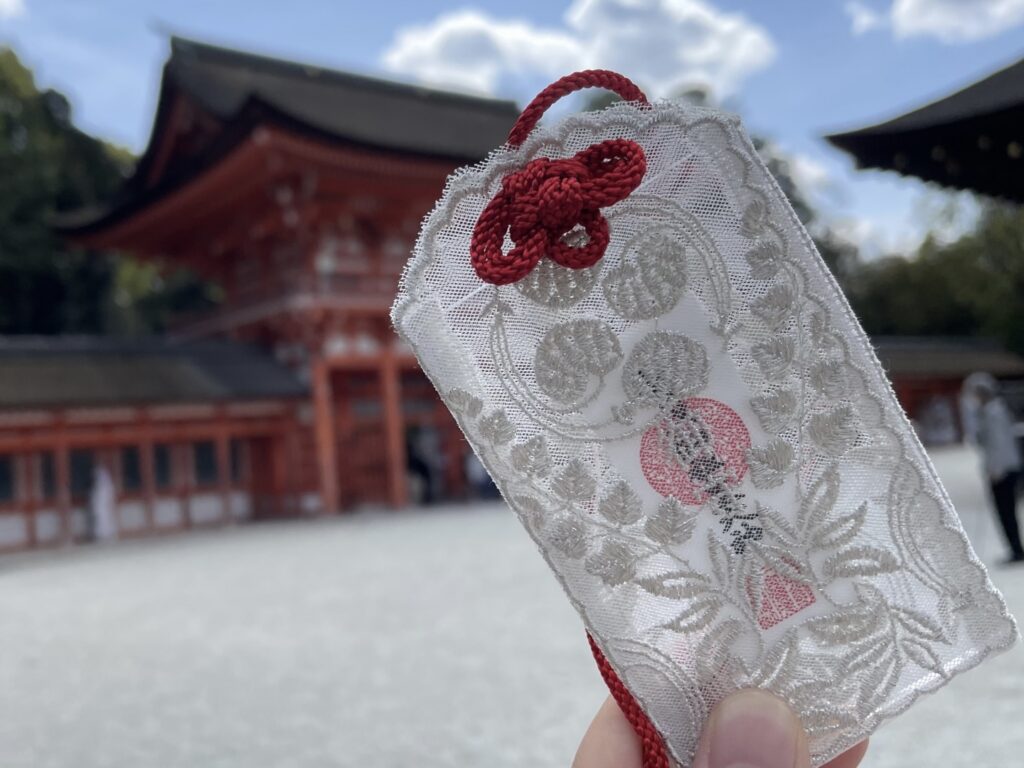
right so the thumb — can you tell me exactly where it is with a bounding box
[692,690,809,768]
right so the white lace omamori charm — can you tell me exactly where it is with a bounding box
[391,71,1017,768]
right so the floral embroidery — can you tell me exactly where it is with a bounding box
[392,100,1016,768]
[516,259,600,308]
[534,319,622,404]
[622,332,709,410]
[602,227,688,319]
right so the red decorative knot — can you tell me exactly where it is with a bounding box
[470,69,649,286]
[471,140,646,285]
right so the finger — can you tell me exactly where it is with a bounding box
[692,689,811,768]
[821,740,869,768]
[573,695,643,768]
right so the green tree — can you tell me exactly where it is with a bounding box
[845,202,1024,354]
[0,46,215,335]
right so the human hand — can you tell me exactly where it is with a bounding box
[574,690,869,768]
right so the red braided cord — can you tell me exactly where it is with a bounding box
[588,634,671,768]
[507,70,649,147]
[470,138,646,285]
[470,70,648,285]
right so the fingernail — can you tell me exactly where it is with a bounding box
[693,690,804,768]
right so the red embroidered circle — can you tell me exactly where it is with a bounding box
[639,397,751,505]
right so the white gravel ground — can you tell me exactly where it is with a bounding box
[0,446,1020,767]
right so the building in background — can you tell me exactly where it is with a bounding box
[4,37,519,551]
[873,337,1024,446]
[2,40,1019,551]
[0,337,306,548]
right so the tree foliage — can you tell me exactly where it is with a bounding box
[0,47,215,335]
[846,204,1024,354]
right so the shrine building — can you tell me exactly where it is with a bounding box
[0,37,517,551]
[1,38,1019,553]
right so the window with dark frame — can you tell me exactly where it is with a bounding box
[154,444,173,491]
[39,453,56,501]
[0,455,15,503]
[193,441,218,487]
[121,446,142,493]
[230,438,245,485]
[69,450,94,499]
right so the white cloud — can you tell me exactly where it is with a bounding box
[381,10,583,95]
[842,1,1024,42]
[843,1,884,35]
[0,0,25,20]
[789,152,832,196]
[382,0,776,99]
[830,215,925,258]
[891,0,1024,42]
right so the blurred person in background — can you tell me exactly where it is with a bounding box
[964,372,1023,564]
[90,463,118,542]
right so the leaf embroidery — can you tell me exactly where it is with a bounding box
[749,541,812,585]
[807,405,857,457]
[757,502,800,548]
[478,409,516,445]
[747,438,795,489]
[548,516,588,559]
[598,480,644,525]
[745,240,782,280]
[510,436,551,478]
[901,638,946,677]
[551,460,596,503]
[636,568,712,600]
[740,198,768,239]
[447,388,482,418]
[751,283,795,330]
[708,531,733,587]
[800,465,840,532]
[810,502,866,550]
[806,599,884,646]
[662,593,725,632]
[826,545,899,579]
[644,497,697,545]
[514,495,548,533]
[809,359,847,399]
[752,335,795,379]
[585,540,638,586]
[893,606,948,644]
[750,388,797,432]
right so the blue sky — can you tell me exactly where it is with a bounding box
[2,0,1023,256]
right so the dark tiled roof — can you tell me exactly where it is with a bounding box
[826,54,1024,201]
[872,336,1024,379]
[0,337,307,409]
[57,37,520,236]
[828,55,1024,136]
[167,37,520,160]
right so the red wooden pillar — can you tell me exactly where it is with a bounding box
[55,437,71,545]
[215,407,232,524]
[23,453,37,549]
[140,428,156,533]
[441,402,466,499]
[381,347,408,508]
[178,443,193,529]
[312,358,340,514]
[270,432,287,517]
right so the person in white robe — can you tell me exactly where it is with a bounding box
[90,464,118,542]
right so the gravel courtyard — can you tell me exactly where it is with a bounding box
[1,446,1021,767]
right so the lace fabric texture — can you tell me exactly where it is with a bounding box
[391,101,1017,767]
